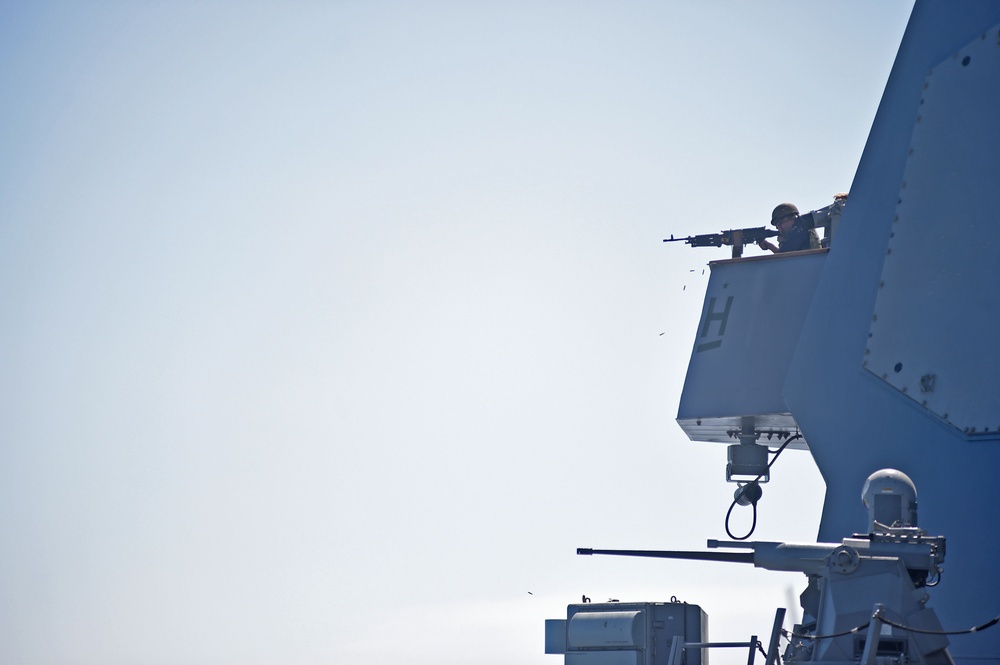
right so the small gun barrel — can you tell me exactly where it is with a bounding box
[577,547,755,564]
[707,539,756,549]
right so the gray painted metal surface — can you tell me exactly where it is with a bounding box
[783,2,1000,661]
[864,24,1000,437]
[676,251,826,447]
[546,602,707,665]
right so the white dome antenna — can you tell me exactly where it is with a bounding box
[862,469,918,532]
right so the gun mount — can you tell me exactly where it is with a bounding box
[569,470,953,665]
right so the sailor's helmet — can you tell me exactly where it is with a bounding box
[770,203,799,225]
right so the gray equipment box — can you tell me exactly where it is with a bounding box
[545,601,708,665]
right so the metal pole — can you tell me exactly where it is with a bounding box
[666,635,684,665]
[765,607,786,665]
[861,603,885,665]
[746,634,758,665]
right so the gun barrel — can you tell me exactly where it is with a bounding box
[662,227,778,250]
[662,234,696,243]
[577,547,755,564]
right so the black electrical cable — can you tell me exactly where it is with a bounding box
[724,496,757,540]
[724,433,802,540]
[786,610,1000,641]
[786,623,871,641]
[879,613,1000,636]
[766,433,801,471]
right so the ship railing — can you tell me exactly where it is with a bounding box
[665,607,785,665]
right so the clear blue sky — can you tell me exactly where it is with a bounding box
[0,2,913,663]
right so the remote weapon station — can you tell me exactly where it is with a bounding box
[545,3,1000,664]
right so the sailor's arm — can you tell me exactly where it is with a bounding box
[758,238,779,253]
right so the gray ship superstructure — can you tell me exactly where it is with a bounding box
[546,2,1000,663]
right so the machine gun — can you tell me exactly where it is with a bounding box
[577,532,945,583]
[663,226,779,258]
[578,534,950,663]
[576,471,954,664]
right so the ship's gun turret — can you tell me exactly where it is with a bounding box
[577,541,835,574]
[579,532,945,582]
[575,471,953,664]
[579,534,950,663]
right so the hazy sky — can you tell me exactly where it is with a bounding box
[1,2,913,663]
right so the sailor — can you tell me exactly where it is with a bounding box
[757,203,820,253]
